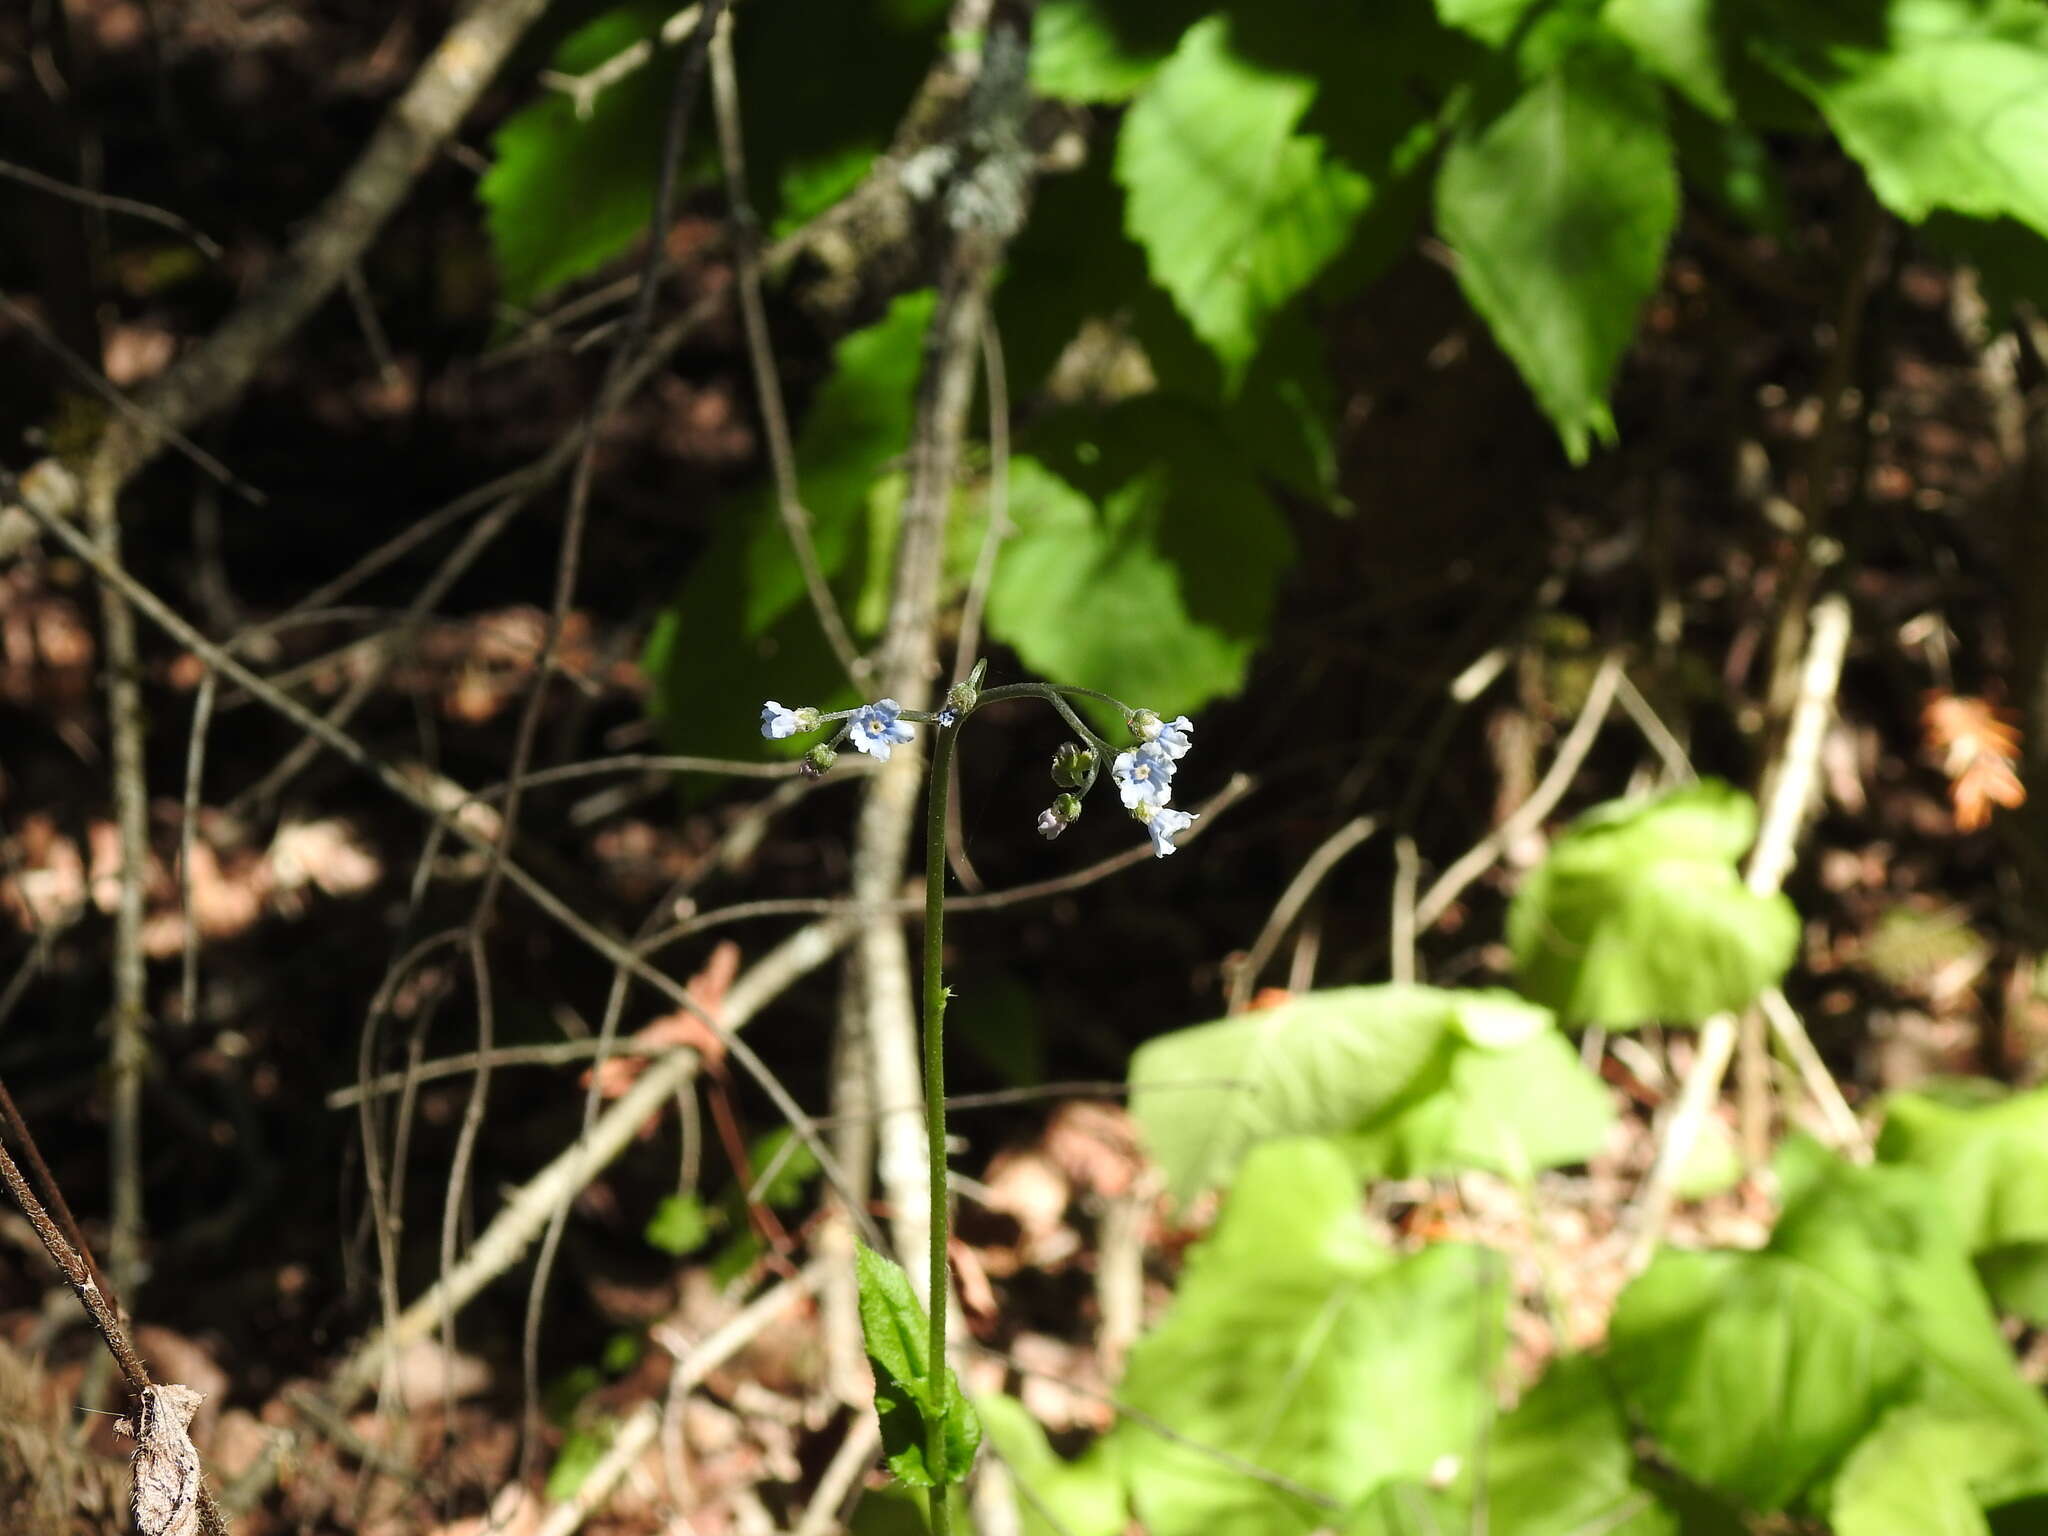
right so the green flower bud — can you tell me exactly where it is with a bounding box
[1052,792,1082,822]
[1050,742,1095,788]
[802,743,839,777]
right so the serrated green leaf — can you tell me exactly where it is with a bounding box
[855,1245,981,1488]
[974,1396,1127,1536]
[1435,39,1678,461]
[1434,0,1545,48]
[1830,1408,1995,1536]
[1611,1149,2048,1511]
[986,421,1291,719]
[1116,16,1369,385]
[644,1192,711,1255]
[1031,0,1198,101]
[1604,0,1736,119]
[1760,1,2048,236]
[1508,779,1800,1027]
[481,5,673,313]
[1118,1138,1506,1536]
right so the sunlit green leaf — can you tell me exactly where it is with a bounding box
[644,1192,711,1255]
[1031,0,1199,101]
[855,1244,982,1488]
[1611,1146,2048,1510]
[1117,16,1369,385]
[1435,38,1677,460]
[1830,1409,1995,1536]
[1117,1138,1506,1536]
[975,1395,1127,1536]
[1508,779,1799,1026]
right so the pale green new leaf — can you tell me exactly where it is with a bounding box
[1604,0,1735,119]
[974,1396,1126,1536]
[854,1245,981,1488]
[1117,16,1369,385]
[1031,0,1197,101]
[1435,41,1678,461]
[1508,779,1799,1026]
[1118,1139,1505,1536]
[1829,1409,1994,1536]
[1434,0,1544,48]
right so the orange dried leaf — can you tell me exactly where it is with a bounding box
[1921,692,2025,831]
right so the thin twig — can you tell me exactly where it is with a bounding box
[0,154,223,258]
[1390,835,1420,989]
[793,1413,883,1536]
[1413,653,1623,932]
[1759,986,1868,1159]
[177,669,218,1029]
[709,9,866,685]
[1614,670,1696,784]
[529,1260,826,1536]
[1226,816,1378,1014]
[1627,594,1852,1270]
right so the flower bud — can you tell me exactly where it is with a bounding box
[1050,742,1095,788]
[1129,708,1162,741]
[793,706,822,733]
[944,677,979,720]
[1036,807,1066,840]
[801,743,839,777]
[1037,793,1083,840]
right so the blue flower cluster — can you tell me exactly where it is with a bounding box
[758,693,1199,858]
[1111,710,1197,857]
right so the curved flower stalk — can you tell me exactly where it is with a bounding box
[754,664,1199,1525]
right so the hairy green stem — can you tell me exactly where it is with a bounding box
[923,709,960,1536]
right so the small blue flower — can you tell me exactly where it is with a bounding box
[1113,743,1175,811]
[935,707,959,729]
[1144,805,1196,857]
[1153,714,1194,760]
[761,701,803,739]
[849,698,916,761]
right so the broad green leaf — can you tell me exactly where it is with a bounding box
[1878,1080,2048,1322]
[1507,779,1800,1026]
[1435,40,1678,460]
[481,5,673,313]
[1604,0,1735,119]
[1760,2,2048,237]
[1830,1409,1994,1536]
[1611,1148,2048,1510]
[1346,1356,1674,1535]
[854,1244,981,1488]
[986,416,1292,718]
[1117,16,1369,384]
[1128,985,1522,1204]
[546,1419,617,1500]
[1435,0,1544,48]
[643,1192,711,1255]
[1343,1027,1615,1182]
[1878,1081,2048,1253]
[1031,0,1199,101]
[974,1395,1127,1536]
[1118,1138,1506,1536]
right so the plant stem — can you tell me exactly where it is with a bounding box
[923,711,960,1536]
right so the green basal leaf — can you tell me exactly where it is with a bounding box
[1610,1145,2048,1511]
[1116,15,1369,386]
[1878,1080,2048,1322]
[974,1396,1127,1536]
[1346,1356,1674,1535]
[854,1244,981,1489]
[1508,779,1799,1026]
[1829,1408,1995,1536]
[1117,1138,1506,1536]
[1435,35,1678,461]
[1129,984,1604,1205]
